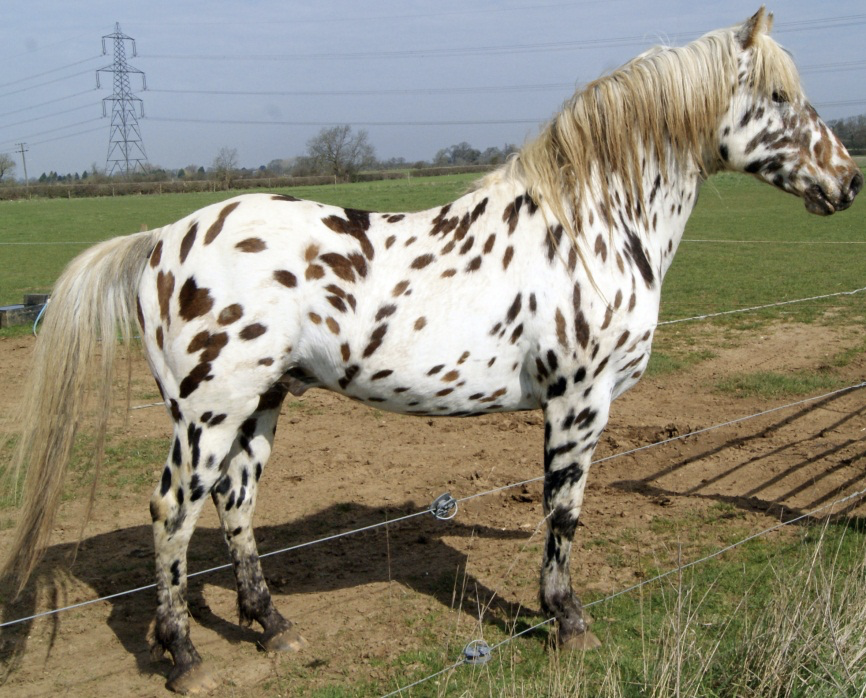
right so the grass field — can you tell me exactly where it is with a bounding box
[1,170,865,696]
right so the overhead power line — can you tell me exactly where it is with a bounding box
[0,69,98,100]
[0,117,102,151]
[147,82,576,98]
[0,89,95,119]
[0,103,94,131]
[147,116,544,128]
[0,55,101,90]
[143,15,866,63]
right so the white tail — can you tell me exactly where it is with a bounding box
[2,229,159,591]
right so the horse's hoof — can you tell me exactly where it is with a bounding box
[166,663,217,695]
[260,627,308,653]
[559,629,602,651]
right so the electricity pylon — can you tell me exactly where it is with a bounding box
[96,23,148,177]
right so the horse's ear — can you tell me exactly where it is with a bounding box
[737,7,768,48]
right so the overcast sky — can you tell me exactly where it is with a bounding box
[1,1,864,178]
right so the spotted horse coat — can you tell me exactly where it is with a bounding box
[4,9,861,694]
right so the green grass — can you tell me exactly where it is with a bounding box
[715,370,846,399]
[662,171,866,328]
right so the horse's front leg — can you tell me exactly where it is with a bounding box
[211,398,307,653]
[539,385,610,649]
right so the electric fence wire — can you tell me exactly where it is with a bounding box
[2,379,864,631]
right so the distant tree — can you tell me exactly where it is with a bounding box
[287,155,317,177]
[306,125,376,179]
[434,141,481,166]
[0,153,15,182]
[212,147,239,186]
[266,158,295,175]
[378,156,408,170]
[828,113,866,153]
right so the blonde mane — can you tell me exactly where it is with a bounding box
[487,10,803,255]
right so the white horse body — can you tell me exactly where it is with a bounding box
[141,160,688,422]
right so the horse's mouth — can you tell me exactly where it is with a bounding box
[804,184,835,216]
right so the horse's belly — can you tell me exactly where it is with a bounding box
[296,329,539,417]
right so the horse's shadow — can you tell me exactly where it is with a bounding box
[0,500,537,681]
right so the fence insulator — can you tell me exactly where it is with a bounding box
[462,639,492,665]
[430,492,458,520]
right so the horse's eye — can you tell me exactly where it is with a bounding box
[772,90,788,104]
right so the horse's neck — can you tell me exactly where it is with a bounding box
[635,153,704,282]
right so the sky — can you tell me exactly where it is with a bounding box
[1,1,864,179]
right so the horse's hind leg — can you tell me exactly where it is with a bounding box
[149,416,246,694]
[211,385,306,652]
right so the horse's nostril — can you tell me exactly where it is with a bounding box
[850,170,864,197]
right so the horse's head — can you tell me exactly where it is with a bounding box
[718,8,862,215]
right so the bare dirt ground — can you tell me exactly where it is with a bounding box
[0,320,864,697]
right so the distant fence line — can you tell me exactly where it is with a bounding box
[0,165,494,202]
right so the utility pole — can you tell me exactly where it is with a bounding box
[96,22,148,178]
[15,142,29,196]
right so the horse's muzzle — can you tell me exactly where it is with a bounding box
[804,170,863,215]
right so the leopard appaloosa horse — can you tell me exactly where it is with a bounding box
[4,8,861,693]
